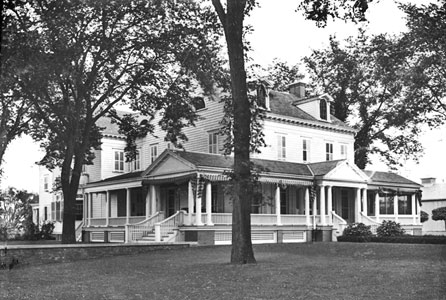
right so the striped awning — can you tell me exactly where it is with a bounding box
[258,177,312,187]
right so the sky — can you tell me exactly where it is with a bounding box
[1,0,445,193]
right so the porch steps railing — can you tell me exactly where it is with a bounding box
[75,221,84,242]
[153,211,185,242]
[332,211,347,237]
[360,212,381,234]
[126,212,165,243]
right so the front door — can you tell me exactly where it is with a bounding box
[167,189,176,217]
[341,189,352,223]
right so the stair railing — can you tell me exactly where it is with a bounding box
[126,212,165,243]
[332,211,348,235]
[75,221,84,242]
[360,212,381,234]
[154,211,185,242]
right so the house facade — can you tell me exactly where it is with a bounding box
[421,177,446,235]
[39,82,423,244]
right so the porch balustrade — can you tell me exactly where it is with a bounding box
[90,216,149,227]
[281,215,307,225]
[379,215,416,225]
[154,211,185,242]
[251,214,277,225]
[90,218,106,226]
[126,212,165,242]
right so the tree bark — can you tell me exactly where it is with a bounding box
[213,0,256,264]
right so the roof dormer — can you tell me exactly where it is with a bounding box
[256,79,273,110]
[290,81,334,122]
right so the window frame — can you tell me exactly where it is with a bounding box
[320,99,327,120]
[325,142,333,161]
[302,138,310,162]
[340,144,348,159]
[277,134,286,160]
[114,150,125,172]
[150,144,158,163]
[208,131,219,154]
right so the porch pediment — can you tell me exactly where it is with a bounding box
[143,151,196,177]
[313,160,368,183]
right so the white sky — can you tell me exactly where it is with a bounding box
[1,0,445,192]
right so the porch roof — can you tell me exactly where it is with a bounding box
[363,170,422,188]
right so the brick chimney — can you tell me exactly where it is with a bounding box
[289,82,306,98]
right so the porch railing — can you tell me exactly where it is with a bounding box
[360,212,381,234]
[154,211,185,242]
[126,212,165,242]
[251,214,277,225]
[212,213,232,225]
[332,211,347,235]
[89,216,149,227]
[281,215,307,225]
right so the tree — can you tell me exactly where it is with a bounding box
[432,207,446,230]
[0,187,35,240]
[305,31,427,169]
[211,0,373,264]
[420,210,429,223]
[262,59,303,92]
[397,1,446,126]
[9,0,223,243]
[0,0,32,177]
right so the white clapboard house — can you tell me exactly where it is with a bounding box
[39,82,423,244]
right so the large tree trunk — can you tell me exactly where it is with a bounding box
[213,0,256,264]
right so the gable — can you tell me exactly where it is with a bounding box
[148,155,196,176]
[323,161,367,182]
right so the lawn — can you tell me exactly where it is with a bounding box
[0,242,444,300]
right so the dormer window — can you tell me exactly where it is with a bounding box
[257,85,266,108]
[320,99,327,120]
[192,97,205,110]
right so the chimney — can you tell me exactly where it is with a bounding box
[421,177,436,186]
[289,82,306,98]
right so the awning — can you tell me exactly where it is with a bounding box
[258,178,312,186]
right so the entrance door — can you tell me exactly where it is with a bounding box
[341,189,350,223]
[167,189,176,217]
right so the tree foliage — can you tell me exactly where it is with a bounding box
[397,1,446,126]
[0,0,32,176]
[305,31,427,169]
[0,187,36,240]
[7,0,224,243]
[432,206,446,229]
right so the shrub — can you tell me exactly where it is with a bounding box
[338,235,446,244]
[420,210,429,223]
[343,223,372,237]
[432,206,446,229]
[376,220,405,237]
[40,222,55,240]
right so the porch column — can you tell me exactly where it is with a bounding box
[375,191,380,223]
[416,197,421,225]
[145,186,150,217]
[83,193,86,225]
[275,185,282,226]
[312,189,317,227]
[393,194,398,222]
[411,193,417,224]
[319,185,326,226]
[327,186,333,225]
[362,188,367,216]
[105,190,110,226]
[305,187,310,226]
[195,183,203,226]
[205,182,213,226]
[87,193,92,227]
[355,188,361,223]
[187,180,194,225]
[126,188,131,224]
[150,185,156,215]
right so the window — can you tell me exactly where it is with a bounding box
[398,195,412,215]
[379,194,394,214]
[302,139,310,162]
[44,206,48,221]
[326,143,333,161]
[320,99,327,120]
[114,150,124,172]
[257,85,267,108]
[192,97,205,110]
[129,150,140,171]
[208,132,219,154]
[340,144,348,159]
[51,200,63,222]
[43,175,49,192]
[150,144,158,163]
[277,135,286,160]
[280,188,287,214]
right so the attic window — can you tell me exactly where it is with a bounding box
[192,97,205,110]
[257,85,267,108]
[320,99,327,120]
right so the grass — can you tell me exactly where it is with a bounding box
[0,242,445,300]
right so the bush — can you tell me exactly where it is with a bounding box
[343,223,372,237]
[39,222,55,240]
[420,210,429,223]
[376,220,405,237]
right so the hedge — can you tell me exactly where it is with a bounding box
[337,235,446,244]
